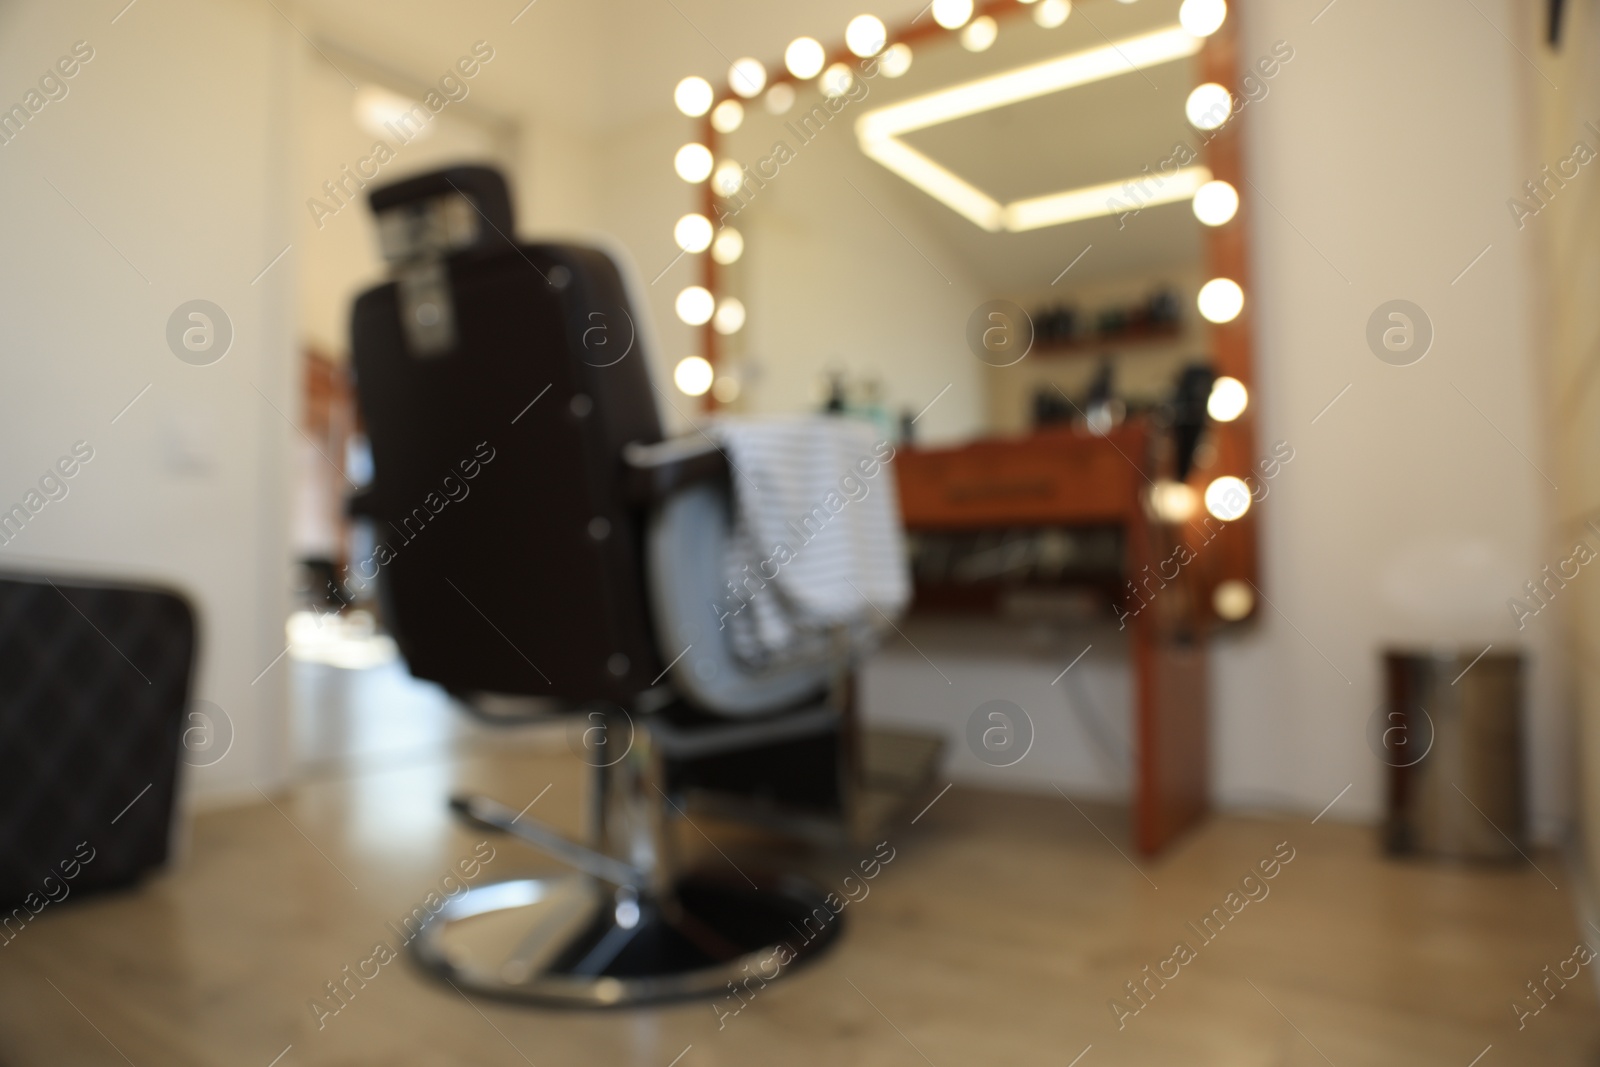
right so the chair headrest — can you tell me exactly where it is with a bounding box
[367,165,514,265]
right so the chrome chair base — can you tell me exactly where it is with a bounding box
[410,872,844,1007]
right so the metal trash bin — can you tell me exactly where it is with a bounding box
[1377,648,1524,860]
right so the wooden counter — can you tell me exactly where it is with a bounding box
[895,421,1213,856]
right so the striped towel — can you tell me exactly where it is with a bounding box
[712,416,910,669]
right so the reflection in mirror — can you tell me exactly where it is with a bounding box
[680,0,1247,454]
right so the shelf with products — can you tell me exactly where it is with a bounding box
[1025,285,1187,357]
[1031,321,1186,357]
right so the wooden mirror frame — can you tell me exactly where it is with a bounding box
[668,0,1261,852]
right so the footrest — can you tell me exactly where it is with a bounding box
[449,794,646,890]
[651,702,838,760]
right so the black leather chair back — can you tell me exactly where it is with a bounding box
[0,573,194,909]
[350,167,663,703]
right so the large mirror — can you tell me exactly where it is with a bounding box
[665,0,1260,850]
[671,0,1251,454]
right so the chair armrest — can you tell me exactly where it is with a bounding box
[623,437,728,506]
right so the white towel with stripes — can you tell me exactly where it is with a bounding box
[712,416,909,668]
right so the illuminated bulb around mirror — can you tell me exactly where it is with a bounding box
[1192,179,1239,226]
[1149,480,1199,524]
[1204,476,1251,521]
[712,160,744,197]
[712,228,744,264]
[1213,579,1253,620]
[729,57,766,98]
[846,15,887,57]
[932,0,974,29]
[785,37,825,79]
[713,297,746,335]
[821,63,854,98]
[765,83,796,114]
[711,99,743,133]
[1179,0,1228,37]
[961,16,998,51]
[674,143,713,183]
[712,375,741,404]
[1198,278,1245,324]
[1207,376,1248,422]
[675,286,715,326]
[674,76,713,117]
[674,356,714,397]
[674,213,713,253]
[1034,0,1071,27]
[1186,82,1233,130]
[879,42,913,77]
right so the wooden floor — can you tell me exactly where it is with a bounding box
[0,658,1595,1066]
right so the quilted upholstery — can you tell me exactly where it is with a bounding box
[0,573,195,910]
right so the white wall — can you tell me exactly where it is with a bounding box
[1214,0,1561,836]
[0,0,297,806]
[863,619,1134,799]
[517,114,604,240]
[1515,0,1600,898]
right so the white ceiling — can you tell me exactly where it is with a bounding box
[294,0,933,132]
[295,0,1207,292]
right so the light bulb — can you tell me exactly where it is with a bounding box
[1187,83,1232,130]
[674,356,714,397]
[1207,376,1248,422]
[1204,476,1251,521]
[932,0,974,30]
[711,99,743,133]
[675,286,715,326]
[879,42,913,77]
[674,214,713,253]
[713,297,746,335]
[1213,579,1253,620]
[712,160,744,197]
[1198,278,1244,324]
[674,143,713,183]
[729,58,766,98]
[1192,179,1239,226]
[1179,0,1227,37]
[712,376,741,403]
[766,83,796,114]
[712,228,744,265]
[785,37,826,79]
[674,76,712,117]
[821,63,854,99]
[846,15,887,57]
[961,16,998,51]
[1034,0,1071,27]
[1148,480,1199,524]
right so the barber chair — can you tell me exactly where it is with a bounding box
[348,166,865,1006]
